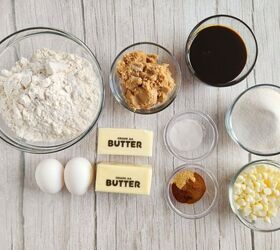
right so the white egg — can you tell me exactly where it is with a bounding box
[35,158,64,194]
[64,157,93,195]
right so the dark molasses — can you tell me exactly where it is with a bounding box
[189,25,247,86]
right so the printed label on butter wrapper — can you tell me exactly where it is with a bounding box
[97,128,153,156]
[95,162,152,195]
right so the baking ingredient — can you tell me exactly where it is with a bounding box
[95,162,152,195]
[231,86,280,153]
[97,128,153,156]
[0,48,100,142]
[233,164,280,223]
[171,170,206,204]
[169,119,203,151]
[35,158,64,194]
[116,51,175,110]
[189,25,247,86]
[64,157,93,195]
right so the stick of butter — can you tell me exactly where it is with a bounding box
[97,128,153,156]
[95,162,152,195]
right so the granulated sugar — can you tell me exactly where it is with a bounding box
[0,48,100,142]
[231,86,280,154]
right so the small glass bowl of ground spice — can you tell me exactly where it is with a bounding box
[166,164,219,219]
[110,42,181,114]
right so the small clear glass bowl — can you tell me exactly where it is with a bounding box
[166,164,219,219]
[229,160,280,232]
[185,14,258,87]
[225,84,280,156]
[109,42,181,114]
[164,111,218,162]
[0,27,104,153]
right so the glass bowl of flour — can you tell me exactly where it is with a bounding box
[226,84,280,156]
[0,27,104,153]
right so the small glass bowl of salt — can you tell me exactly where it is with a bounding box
[164,111,218,162]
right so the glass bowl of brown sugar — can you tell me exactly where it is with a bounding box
[165,164,219,219]
[110,42,181,114]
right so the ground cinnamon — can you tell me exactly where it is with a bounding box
[171,170,206,204]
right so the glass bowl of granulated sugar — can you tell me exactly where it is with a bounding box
[226,84,280,156]
[0,27,104,153]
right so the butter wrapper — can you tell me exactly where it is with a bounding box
[95,162,152,195]
[97,128,153,157]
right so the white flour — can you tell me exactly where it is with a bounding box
[0,48,100,142]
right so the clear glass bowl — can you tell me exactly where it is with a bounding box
[229,160,280,232]
[0,27,104,153]
[166,164,219,219]
[225,84,280,156]
[109,42,181,114]
[164,111,218,162]
[185,14,258,87]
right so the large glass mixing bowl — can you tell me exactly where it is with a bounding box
[0,27,104,153]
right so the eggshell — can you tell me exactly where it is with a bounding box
[35,158,64,194]
[64,157,93,195]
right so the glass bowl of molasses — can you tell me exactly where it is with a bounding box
[185,15,258,87]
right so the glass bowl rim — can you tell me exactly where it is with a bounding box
[165,163,219,219]
[163,110,218,162]
[228,159,280,232]
[109,41,181,114]
[185,14,258,88]
[0,26,105,154]
[225,84,280,156]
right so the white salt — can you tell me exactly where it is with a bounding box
[169,119,203,151]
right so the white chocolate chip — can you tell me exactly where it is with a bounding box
[233,164,280,224]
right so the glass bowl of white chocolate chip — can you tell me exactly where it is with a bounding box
[0,27,104,153]
[229,160,280,232]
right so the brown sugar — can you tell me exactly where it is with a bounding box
[116,51,175,110]
[171,170,206,204]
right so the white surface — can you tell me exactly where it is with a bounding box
[0,0,280,249]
